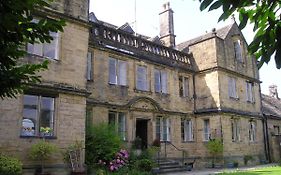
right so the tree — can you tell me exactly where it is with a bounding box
[199,0,281,69]
[206,139,223,168]
[0,0,65,98]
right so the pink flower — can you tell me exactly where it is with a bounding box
[110,165,114,171]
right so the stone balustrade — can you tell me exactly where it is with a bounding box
[90,22,192,68]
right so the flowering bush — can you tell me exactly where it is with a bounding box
[85,123,122,169]
[98,149,129,172]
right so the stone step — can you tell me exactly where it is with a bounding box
[157,166,191,174]
[153,159,192,174]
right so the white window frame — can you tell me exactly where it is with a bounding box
[228,77,238,98]
[231,119,240,142]
[108,58,127,86]
[154,69,168,94]
[108,111,127,141]
[21,94,55,137]
[87,52,93,81]
[181,118,193,142]
[249,121,256,142]
[156,117,171,142]
[136,65,148,91]
[179,76,189,97]
[246,81,254,102]
[234,39,243,62]
[203,119,210,141]
[27,32,59,60]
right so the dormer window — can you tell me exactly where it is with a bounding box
[234,39,243,62]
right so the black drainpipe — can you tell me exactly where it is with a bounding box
[192,72,196,113]
[264,115,271,162]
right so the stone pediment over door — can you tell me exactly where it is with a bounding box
[127,97,162,112]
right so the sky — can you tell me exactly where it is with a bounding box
[89,0,280,95]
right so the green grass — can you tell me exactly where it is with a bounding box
[220,166,281,175]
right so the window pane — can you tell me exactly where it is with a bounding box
[154,69,161,92]
[156,118,161,140]
[87,52,93,80]
[118,60,127,86]
[186,120,193,141]
[203,119,210,141]
[109,58,117,84]
[181,119,184,141]
[22,95,38,136]
[246,82,254,102]
[234,40,242,61]
[44,32,59,59]
[136,66,147,91]
[161,71,167,93]
[40,97,55,136]
[184,77,189,97]
[179,76,183,97]
[27,42,43,56]
[118,113,126,140]
[163,118,167,141]
[108,112,116,125]
[228,77,236,98]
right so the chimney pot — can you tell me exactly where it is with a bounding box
[269,85,279,99]
[159,1,175,47]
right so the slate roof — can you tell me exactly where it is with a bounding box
[176,23,234,51]
[262,94,281,119]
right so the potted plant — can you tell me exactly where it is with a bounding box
[40,127,53,137]
[29,140,57,174]
[64,141,86,175]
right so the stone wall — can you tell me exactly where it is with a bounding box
[0,93,86,166]
[87,47,194,113]
[218,71,261,114]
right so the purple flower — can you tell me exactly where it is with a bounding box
[110,165,114,171]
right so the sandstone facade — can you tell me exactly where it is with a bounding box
[1,1,281,174]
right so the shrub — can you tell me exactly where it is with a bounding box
[85,123,122,169]
[135,159,154,172]
[0,154,22,175]
[244,155,254,165]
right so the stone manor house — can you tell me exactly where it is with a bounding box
[1,0,281,173]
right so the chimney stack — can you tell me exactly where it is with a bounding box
[269,85,279,99]
[159,2,176,47]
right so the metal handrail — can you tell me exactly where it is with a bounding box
[160,141,188,166]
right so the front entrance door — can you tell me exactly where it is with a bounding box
[136,119,148,149]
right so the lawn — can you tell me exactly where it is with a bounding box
[220,166,281,175]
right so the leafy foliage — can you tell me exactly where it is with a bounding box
[0,154,22,175]
[244,155,254,165]
[0,0,65,98]
[206,138,223,156]
[134,159,154,172]
[199,0,281,69]
[29,140,57,161]
[206,138,223,167]
[29,140,57,173]
[85,123,122,169]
